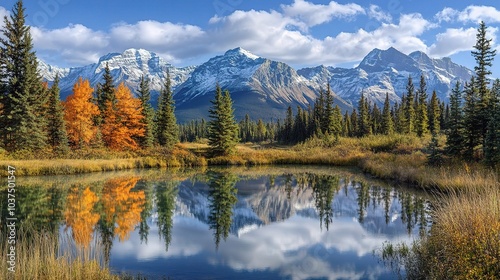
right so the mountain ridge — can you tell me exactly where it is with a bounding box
[39,47,473,122]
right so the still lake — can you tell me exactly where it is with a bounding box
[1,166,430,279]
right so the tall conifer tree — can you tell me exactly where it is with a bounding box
[0,1,47,151]
[445,81,465,157]
[484,79,500,166]
[137,75,154,148]
[381,93,394,135]
[156,72,178,148]
[416,75,429,137]
[403,76,416,134]
[208,84,239,156]
[46,75,69,151]
[472,21,496,141]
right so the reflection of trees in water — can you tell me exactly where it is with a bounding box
[263,173,429,233]
[156,181,178,252]
[135,180,153,244]
[64,186,100,248]
[207,171,238,250]
[96,177,145,264]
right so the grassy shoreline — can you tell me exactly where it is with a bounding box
[1,135,497,191]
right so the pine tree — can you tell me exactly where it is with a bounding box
[97,64,115,112]
[46,75,69,151]
[428,90,440,135]
[445,81,465,158]
[331,105,342,141]
[0,1,48,151]
[403,76,416,134]
[357,93,371,137]
[463,78,480,160]
[381,93,394,135]
[472,21,496,142]
[137,75,154,148]
[64,78,99,147]
[156,72,178,148]
[427,132,442,166]
[484,79,500,166]
[284,106,294,143]
[208,84,239,156]
[416,74,429,137]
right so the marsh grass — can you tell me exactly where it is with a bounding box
[0,225,119,280]
[380,180,500,279]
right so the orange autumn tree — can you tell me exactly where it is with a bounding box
[101,177,145,241]
[101,82,145,150]
[65,186,100,248]
[64,78,99,147]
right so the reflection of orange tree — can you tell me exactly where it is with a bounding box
[100,177,145,242]
[65,186,100,248]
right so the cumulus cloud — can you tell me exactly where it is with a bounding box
[281,0,365,27]
[435,5,500,23]
[428,27,477,57]
[435,7,458,23]
[31,24,108,65]
[428,24,498,58]
[28,7,437,68]
[368,5,392,23]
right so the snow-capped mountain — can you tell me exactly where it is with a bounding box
[39,48,195,100]
[173,47,350,121]
[39,46,473,122]
[298,47,473,106]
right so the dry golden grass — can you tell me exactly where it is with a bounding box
[381,180,500,279]
[0,227,119,280]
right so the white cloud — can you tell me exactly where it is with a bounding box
[31,24,108,65]
[281,0,365,27]
[429,26,498,58]
[458,6,500,23]
[435,7,458,23]
[428,27,477,57]
[435,5,500,24]
[0,6,9,20]
[368,5,392,23]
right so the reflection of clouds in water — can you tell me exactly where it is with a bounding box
[112,214,409,279]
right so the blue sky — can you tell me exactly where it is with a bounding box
[1,0,500,77]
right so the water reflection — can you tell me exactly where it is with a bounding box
[0,168,430,279]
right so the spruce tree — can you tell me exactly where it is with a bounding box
[156,71,178,148]
[428,90,440,135]
[284,106,294,143]
[46,75,69,151]
[463,78,480,160]
[137,75,154,148]
[416,75,429,137]
[96,63,115,125]
[208,84,239,156]
[0,1,48,151]
[445,81,464,158]
[472,21,496,141]
[484,79,500,166]
[381,93,394,135]
[357,94,371,137]
[403,76,416,134]
[331,105,342,141]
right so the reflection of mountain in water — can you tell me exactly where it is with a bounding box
[171,173,429,239]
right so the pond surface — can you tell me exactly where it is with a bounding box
[1,166,430,279]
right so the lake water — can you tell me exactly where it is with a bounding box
[1,166,430,279]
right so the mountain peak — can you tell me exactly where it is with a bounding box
[358,47,417,72]
[224,47,260,60]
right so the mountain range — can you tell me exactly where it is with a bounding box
[39,47,473,122]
